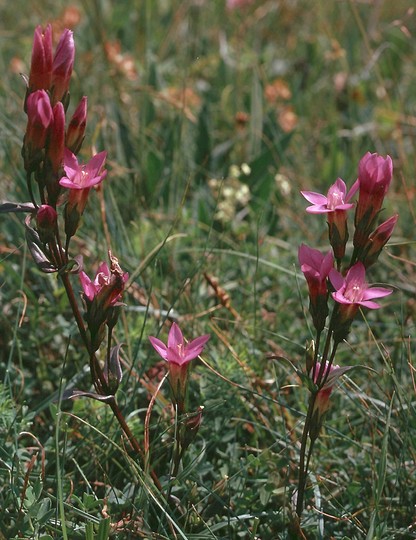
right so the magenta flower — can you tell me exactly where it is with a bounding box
[149,323,210,413]
[149,323,210,367]
[25,90,53,149]
[301,178,357,214]
[310,361,353,438]
[60,149,107,191]
[79,254,128,351]
[51,29,75,104]
[28,25,53,92]
[59,149,107,219]
[299,245,333,299]
[354,152,393,247]
[36,204,57,242]
[330,262,392,327]
[302,179,358,260]
[299,244,333,331]
[80,261,128,307]
[358,152,393,199]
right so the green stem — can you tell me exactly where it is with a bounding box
[295,392,317,517]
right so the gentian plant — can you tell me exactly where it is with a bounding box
[294,152,395,530]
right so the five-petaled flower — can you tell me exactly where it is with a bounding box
[149,323,210,412]
[302,178,358,260]
[149,323,210,367]
[301,178,357,214]
[60,149,107,236]
[330,262,392,324]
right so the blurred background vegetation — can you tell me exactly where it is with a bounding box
[0,0,415,538]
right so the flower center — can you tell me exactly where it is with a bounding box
[327,189,344,211]
[345,283,363,303]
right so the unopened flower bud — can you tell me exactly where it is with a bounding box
[36,204,58,243]
[362,214,398,268]
[45,102,65,205]
[51,29,75,105]
[66,96,87,154]
[354,152,393,249]
[22,90,53,172]
[28,25,53,93]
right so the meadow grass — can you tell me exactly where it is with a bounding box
[0,1,415,538]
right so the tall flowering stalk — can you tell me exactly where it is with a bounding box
[295,152,395,524]
[149,323,210,480]
[0,25,151,477]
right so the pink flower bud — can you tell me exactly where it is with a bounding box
[28,25,53,92]
[25,90,53,150]
[66,96,87,154]
[47,102,66,174]
[22,90,53,172]
[298,244,333,331]
[354,152,393,249]
[363,214,398,268]
[36,204,58,242]
[51,29,75,104]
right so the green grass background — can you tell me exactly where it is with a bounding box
[0,0,415,538]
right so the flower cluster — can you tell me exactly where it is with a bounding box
[295,152,396,516]
[19,25,129,381]
[22,24,106,238]
[300,152,395,341]
[300,154,395,427]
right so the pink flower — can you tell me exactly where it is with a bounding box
[301,178,357,214]
[51,29,75,104]
[60,149,107,190]
[28,25,53,92]
[302,179,358,259]
[299,245,333,331]
[311,361,353,428]
[59,149,107,218]
[149,323,210,413]
[149,323,210,367]
[66,96,87,154]
[358,152,393,199]
[36,204,57,242]
[330,262,392,327]
[354,153,393,246]
[80,261,128,307]
[299,245,333,300]
[24,89,53,147]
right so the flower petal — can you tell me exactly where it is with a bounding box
[184,334,210,362]
[301,191,328,206]
[361,287,392,301]
[149,337,168,360]
[168,322,184,349]
[329,268,345,291]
